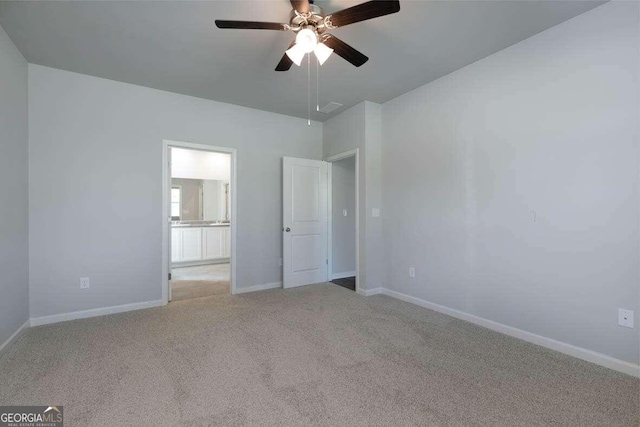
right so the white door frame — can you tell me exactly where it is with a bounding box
[325,148,360,294]
[161,139,238,305]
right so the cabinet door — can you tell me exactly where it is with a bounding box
[171,228,182,262]
[203,227,223,259]
[222,227,231,257]
[181,228,203,261]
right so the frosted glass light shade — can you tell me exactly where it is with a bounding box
[285,44,306,66]
[314,42,334,65]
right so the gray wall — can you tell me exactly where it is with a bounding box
[331,156,356,276]
[0,24,29,345]
[364,102,384,290]
[28,65,322,318]
[381,1,639,364]
[324,101,384,291]
[324,103,367,289]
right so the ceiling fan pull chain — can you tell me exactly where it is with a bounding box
[307,53,311,126]
[316,56,320,112]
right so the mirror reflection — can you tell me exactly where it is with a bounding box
[171,178,230,223]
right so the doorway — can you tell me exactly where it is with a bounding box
[326,149,359,292]
[162,140,237,304]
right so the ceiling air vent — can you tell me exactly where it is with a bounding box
[318,102,343,114]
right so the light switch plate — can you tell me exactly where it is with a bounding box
[618,308,634,328]
[343,209,347,217]
[80,277,90,289]
[372,208,380,218]
[409,267,416,278]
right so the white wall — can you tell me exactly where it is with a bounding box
[382,1,640,364]
[331,156,356,276]
[0,24,29,347]
[28,65,322,318]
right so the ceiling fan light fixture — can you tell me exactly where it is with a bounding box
[285,43,306,66]
[215,0,401,71]
[314,42,334,65]
[295,28,318,53]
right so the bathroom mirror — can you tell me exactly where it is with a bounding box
[170,178,230,222]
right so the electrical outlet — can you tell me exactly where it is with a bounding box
[409,267,416,278]
[618,308,634,328]
[80,277,90,289]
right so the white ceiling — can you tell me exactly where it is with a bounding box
[0,0,605,121]
[171,148,230,181]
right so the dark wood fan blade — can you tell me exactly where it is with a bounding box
[326,0,400,28]
[323,36,369,67]
[215,20,287,30]
[276,42,296,71]
[290,0,310,14]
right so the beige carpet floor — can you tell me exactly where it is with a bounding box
[171,280,230,301]
[0,284,638,426]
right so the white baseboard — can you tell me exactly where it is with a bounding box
[0,319,30,355]
[357,287,383,297]
[235,281,282,294]
[377,288,639,378]
[331,271,356,280]
[30,300,164,327]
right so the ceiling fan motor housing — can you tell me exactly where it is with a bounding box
[289,4,326,34]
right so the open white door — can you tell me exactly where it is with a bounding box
[167,147,173,302]
[283,157,328,288]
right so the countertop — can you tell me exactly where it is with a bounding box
[171,222,230,228]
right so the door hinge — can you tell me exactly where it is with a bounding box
[326,259,328,265]
[168,273,172,280]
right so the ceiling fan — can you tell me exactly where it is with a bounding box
[215,0,401,71]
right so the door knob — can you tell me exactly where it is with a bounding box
[284,227,291,232]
